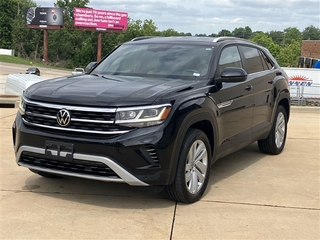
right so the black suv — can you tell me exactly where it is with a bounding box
[12,37,290,203]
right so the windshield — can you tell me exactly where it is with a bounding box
[92,43,214,80]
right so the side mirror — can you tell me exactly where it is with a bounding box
[86,62,98,73]
[216,67,248,83]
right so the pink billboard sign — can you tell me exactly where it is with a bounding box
[74,8,128,30]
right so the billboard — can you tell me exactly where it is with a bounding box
[24,7,64,26]
[74,8,128,31]
[283,68,320,98]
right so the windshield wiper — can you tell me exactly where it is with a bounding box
[90,73,122,82]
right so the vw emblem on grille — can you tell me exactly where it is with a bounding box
[56,109,71,127]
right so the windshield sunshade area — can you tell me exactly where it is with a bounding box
[92,43,214,80]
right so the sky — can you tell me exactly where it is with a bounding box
[35,0,320,35]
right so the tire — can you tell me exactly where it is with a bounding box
[165,129,211,203]
[29,169,63,179]
[258,105,287,155]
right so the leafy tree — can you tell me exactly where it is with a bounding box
[142,19,159,36]
[161,28,182,36]
[302,25,320,40]
[0,0,16,48]
[208,33,218,37]
[277,39,301,67]
[244,26,252,39]
[284,27,302,46]
[232,27,246,38]
[11,0,40,59]
[267,30,285,46]
[250,32,281,58]
[218,29,232,37]
[195,33,207,37]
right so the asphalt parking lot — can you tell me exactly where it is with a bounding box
[0,106,319,239]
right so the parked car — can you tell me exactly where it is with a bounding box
[85,61,97,73]
[26,67,40,76]
[13,37,290,203]
[71,68,85,75]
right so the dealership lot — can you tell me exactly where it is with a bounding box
[0,106,319,239]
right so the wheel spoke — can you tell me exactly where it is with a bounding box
[195,168,205,184]
[194,146,206,164]
[190,171,198,193]
[195,160,207,174]
[185,170,192,183]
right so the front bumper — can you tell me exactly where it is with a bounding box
[13,112,176,186]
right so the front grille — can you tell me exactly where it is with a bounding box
[22,101,134,135]
[21,153,120,178]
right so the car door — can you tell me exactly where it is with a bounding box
[239,46,275,137]
[212,45,254,154]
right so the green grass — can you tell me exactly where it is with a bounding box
[0,55,35,65]
[0,55,72,70]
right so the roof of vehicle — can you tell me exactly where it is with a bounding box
[127,36,254,46]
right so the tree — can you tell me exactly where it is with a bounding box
[218,29,232,37]
[232,27,246,38]
[284,27,302,46]
[267,30,285,46]
[11,0,39,59]
[277,40,301,67]
[250,32,281,58]
[0,0,16,48]
[302,25,320,40]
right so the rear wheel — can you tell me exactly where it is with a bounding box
[258,105,287,154]
[165,129,211,203]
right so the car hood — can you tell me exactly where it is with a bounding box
[25,74,202,107]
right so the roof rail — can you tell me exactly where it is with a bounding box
[131,36,160,41]
[212,37,250,43]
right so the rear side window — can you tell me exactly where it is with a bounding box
[240,46,264,74]
[260,50,274,70]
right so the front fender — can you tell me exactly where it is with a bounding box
[162,97,219,185]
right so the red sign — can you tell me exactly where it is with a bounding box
[74,8,128,30]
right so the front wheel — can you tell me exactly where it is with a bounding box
[165,129,211,203]
[258,105,288,155]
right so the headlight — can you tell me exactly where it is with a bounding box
[115,104,171,127]
[19,97,26,115]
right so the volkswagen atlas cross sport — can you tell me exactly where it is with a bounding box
[12,37,290,203]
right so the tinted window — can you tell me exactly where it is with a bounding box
[260,50,274,70]
[218,46,242,74]
[93,43,214,80]
[240,46,264,74]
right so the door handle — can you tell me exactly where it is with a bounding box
[268,79,274,84]
[245,85,253,91]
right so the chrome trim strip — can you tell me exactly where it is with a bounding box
[23,95,117,113]
[17,145,149,186]
[117,104,171,111]
[217,100,233,109]
[26,112,56,119]
[22,118,130,135]
[25,111,114,124]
